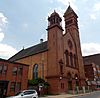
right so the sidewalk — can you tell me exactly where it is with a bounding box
[40,92,92,98]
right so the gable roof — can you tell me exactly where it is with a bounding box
[9,41,48,61]
[83,54,100,65]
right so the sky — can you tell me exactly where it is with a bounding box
[0,0,100,59]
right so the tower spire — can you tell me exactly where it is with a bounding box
[64,5,78,18]
[63,5,78,33]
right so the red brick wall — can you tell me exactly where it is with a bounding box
[15,51,47,80]
[84,64,94,80]
[0,59,29,96]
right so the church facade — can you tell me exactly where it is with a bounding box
[9,6,86,94]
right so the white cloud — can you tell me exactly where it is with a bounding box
[0,44,18,59]
[90,14,96,20]
[93,2,100,12]
[0,12,17,59]
[0,12,8,42]
[0,28,1,32]
[0,32,4,42]
[81,43,100,56]
[0,12,8,28]
[90,2,100,20]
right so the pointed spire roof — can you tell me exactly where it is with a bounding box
[64,5,78,18]
[50,10,60,17]
[48,10,62,22]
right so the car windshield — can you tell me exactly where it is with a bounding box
[15,92,22,96]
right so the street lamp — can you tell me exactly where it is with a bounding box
[60,76,62,80]
[75,76,78,87]
[75,77,78,80]
[75,77,79,94]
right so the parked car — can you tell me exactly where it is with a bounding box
[7,90,38,98]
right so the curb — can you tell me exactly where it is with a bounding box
[40,92,93,98]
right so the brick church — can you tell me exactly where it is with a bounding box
[9,6,86,94]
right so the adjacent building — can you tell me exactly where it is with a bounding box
[0,58,29,97]
[9,6,86,94]
[83,54,100,90]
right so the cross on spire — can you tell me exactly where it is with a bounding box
[68,1,70,6]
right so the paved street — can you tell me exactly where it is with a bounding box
[40,91,100,98]
[73,91,100,98]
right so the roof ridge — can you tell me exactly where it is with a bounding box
[83,53,100,58]
[8,41,48,61]
[24,41,47,50]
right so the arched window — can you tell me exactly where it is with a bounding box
[70,52,73,66]
[74,54,76,67]
[65,50,69,66]
[59,59,64,75]
[33,64,38,80]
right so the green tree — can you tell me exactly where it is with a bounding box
[28,78,50,88]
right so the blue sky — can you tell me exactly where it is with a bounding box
[0,0,100,59]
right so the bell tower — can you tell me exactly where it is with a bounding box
[47,11,64,94]
[64,5,78,33]
[48,10,62,30]
[64,5,86,86]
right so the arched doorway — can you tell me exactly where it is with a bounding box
[67,72,72,91]
[33,64,38,80]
